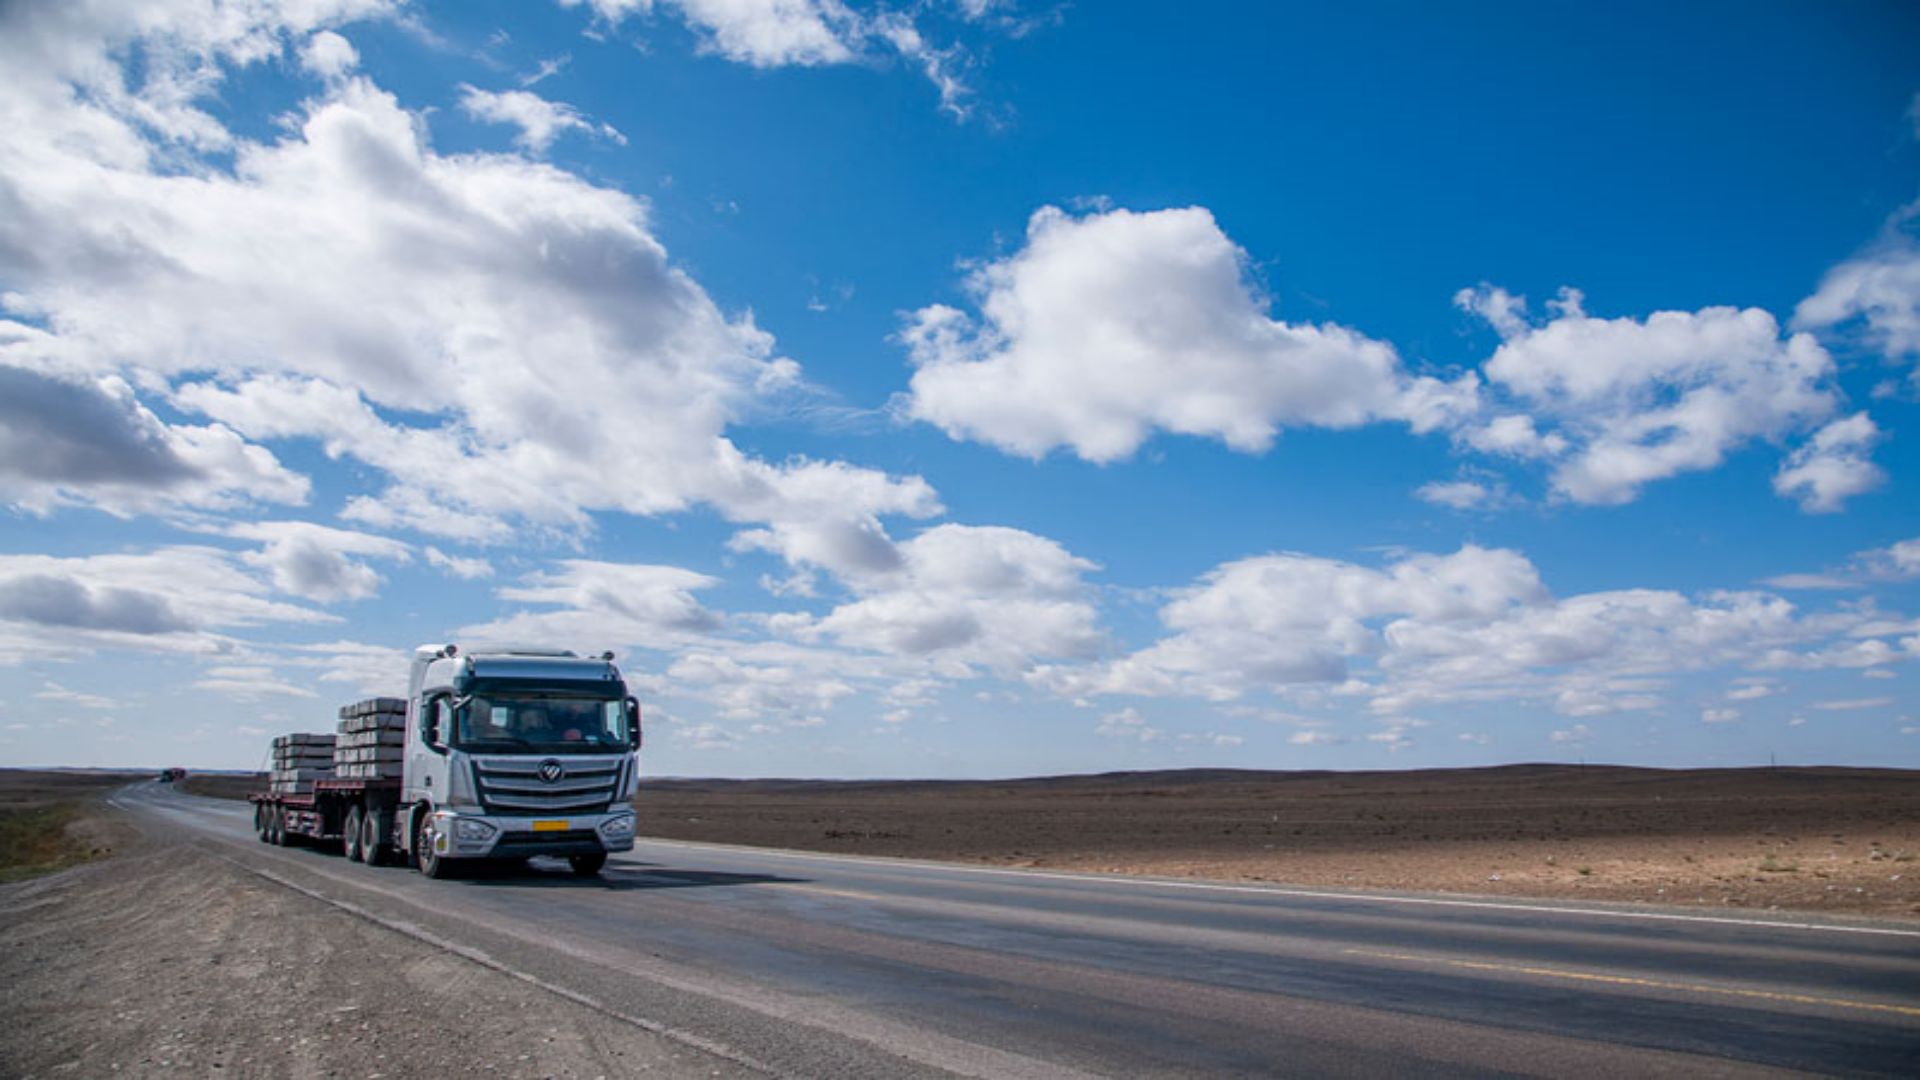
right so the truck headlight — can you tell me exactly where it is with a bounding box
[597,813,634,839]
[453,818,497,842]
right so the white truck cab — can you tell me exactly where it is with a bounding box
[403,644,641,876]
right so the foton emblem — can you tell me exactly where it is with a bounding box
[538,759,565,783]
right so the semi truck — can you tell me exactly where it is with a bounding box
[250,644,642,878]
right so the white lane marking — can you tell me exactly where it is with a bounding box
[630,838,1920,940]
[1345,947,1920,1019]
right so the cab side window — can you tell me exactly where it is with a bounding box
[425,696,452,750]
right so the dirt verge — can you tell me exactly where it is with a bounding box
[0,778,748,1079]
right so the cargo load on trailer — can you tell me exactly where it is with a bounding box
[270,733,335,794]
[333,698,405,779]
[250,645,642,878]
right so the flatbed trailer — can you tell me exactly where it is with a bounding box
[250,777,404,865]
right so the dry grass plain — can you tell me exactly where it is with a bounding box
[0,769,145,883]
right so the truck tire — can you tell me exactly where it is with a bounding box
[361,809,391,867]
[269,805,286,846]
[568,853,607,877]
[343,805,365,863]
[416,814,456,879]
[255,803,270,842]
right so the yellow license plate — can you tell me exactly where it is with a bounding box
[531,820,570,832]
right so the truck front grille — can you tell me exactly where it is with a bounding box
[471,756,623,816]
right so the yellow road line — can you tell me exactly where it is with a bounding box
[1345,949,1920,1020]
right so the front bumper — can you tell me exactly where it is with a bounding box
[430,808,635,859]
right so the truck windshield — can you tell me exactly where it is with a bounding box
[455,694,632,754]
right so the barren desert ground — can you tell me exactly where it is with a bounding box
[622,764,1920,919]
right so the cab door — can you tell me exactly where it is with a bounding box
[405,695,453,810]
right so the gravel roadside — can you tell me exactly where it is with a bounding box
[0,803,755,1079]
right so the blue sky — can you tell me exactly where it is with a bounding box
[2,0,1917,777]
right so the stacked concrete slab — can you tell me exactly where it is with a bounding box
[334,697,406,780]
[271,733,335,794]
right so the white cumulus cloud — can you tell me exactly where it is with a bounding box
[1095,706,1162,742]
[557,0,982,116]
[664,645,862,722]
[901,205,1476,463]
[0,358,308,518]
[1415,476,1510,511]
[457,84,624,153]
[1810,696,1895,712]
[0,547,337,664]
[1795,226,1920,375]
[425,547,494,580]
[776,523,1104,675]
[0,6,938,573]
[301,30,361,79]
[1032,541,1877,729]
[225,521,413,603]
[459,560,725,653]
[571,0,858,66]
[1459,285,1849,508]
[1772,412,1886,513]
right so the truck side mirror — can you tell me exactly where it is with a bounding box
[626,697,642,750]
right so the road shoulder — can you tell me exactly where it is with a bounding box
[0,804,754,1079]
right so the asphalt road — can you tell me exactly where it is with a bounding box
[117,782,1920,1077]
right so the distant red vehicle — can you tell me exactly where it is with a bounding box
[157,767,187,782]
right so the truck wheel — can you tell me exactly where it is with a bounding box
[568,853,607,877]
[361,810,390,867]
[343,805,365,863]
[272,806,288,846]
[255,803,270,842]
[416,815,455,879]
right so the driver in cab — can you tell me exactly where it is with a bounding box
[513,706,585,743]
